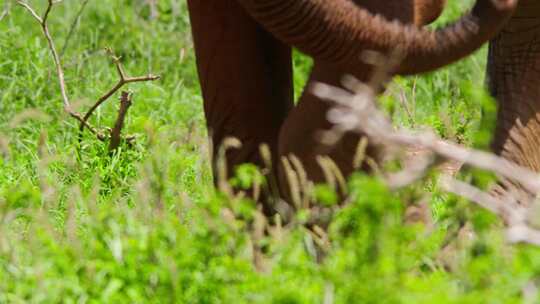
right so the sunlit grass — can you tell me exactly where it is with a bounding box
[0,1,537,303]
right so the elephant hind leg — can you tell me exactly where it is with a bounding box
[488,1,540,199]
[488,1,540,170]
[187,0,294,210]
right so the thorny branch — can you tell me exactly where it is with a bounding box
[17,0,159,146]
[314,52,540,247]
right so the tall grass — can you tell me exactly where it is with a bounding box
[1,1,539,303]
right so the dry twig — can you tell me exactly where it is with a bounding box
[60,0,90,57]
[18,0,159,147]
[0,0,11,21]
[78,49,160,142]
[146,0,158,20]
[18,0,105,139]
[109,91,133,152]
[314,78,540,196]
[312,51,540,246]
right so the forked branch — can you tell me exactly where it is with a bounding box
[18,0,159,147]
[78,49,159,143]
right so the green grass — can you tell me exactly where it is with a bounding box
[1,0,540,303]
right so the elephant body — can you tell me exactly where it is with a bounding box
[188,0,293,185]
[488,0,540,196]
[277,0,447,198]
[187,0,517,208]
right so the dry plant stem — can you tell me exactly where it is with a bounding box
[216,137,242,198]
[18,0,159,144]
[60,0,90,57]
[18,0,67,108]
[439,176,520,223]
[314,81,540,195]
[146,0,158,20]
[17,0,105,140]
[0,0,11,21]
[314,65,540,246]
[78,54,159,142]
[440,176,540,247]
[259,144,282,206]
[109,91,133,152]
[251,210,268,272]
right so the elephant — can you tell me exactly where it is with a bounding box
[488,0,540,198]
[186,0,517,210]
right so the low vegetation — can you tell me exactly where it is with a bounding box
[1,0,540,302]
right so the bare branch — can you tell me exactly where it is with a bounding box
[78,49,159,141]
[17,0,69,109]
[313,81,540,196]
[60,0,90,57]
[441,177,540,246]
[507,225,540,247]
[109,91,133,152]
[386,152,435,189]
[314,50,540,246]
[41,0,55,24]
[439,176,523,224]
[0,0,11,21]
[17,0,109,142]
[16,1,42,22]
[19,0,159,147]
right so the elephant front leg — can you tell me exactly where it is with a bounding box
[488,1,540,175]
[187,0,294,209]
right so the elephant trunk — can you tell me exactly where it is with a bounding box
[237,0,516,76]
[488,0,540,173]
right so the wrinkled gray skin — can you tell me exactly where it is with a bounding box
[488,0,540,198]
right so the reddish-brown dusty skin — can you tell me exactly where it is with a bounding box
[277,0,514,201]
[187,0,518,208]
[187,0,294,212]
[236,0,516,75]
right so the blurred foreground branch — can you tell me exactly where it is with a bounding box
[313,52,540,246]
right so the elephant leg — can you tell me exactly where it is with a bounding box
[277,63,376,201]
[278,0,430,201]
[488,1,540,178]
[277,0,450,202]
[187,0,294,204]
